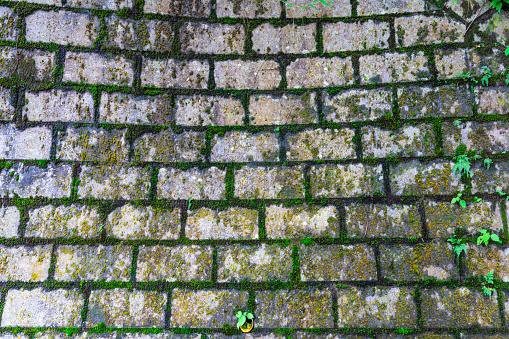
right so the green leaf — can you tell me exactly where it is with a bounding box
[491,234,502,243]
[246,313,254,319]
[484,158,493,169]
[235,311,242,318]
[317,0,330,6]
[459,200,466,208]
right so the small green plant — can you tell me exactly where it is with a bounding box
[451,192,467,208]
[481,270,495,300]
[453,119,462,127]
[473,196,485,203]
[477,229,502,246]
[280,0,330,8]
[490,0,509,13]
[484,158,493,170]
[188,198,193,209]
[480,66,492,86]
[447,234,467,260]
[452,154,472,178]
[495,190,509,201]
[235,311,254,330]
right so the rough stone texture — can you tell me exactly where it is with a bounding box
[310,163,384,198]
[357,0,425,15]
[0,124,52,159]
[216,0,280,18]
[0,163,73,198]
[255,289,333,328]
[471,161,509,194]
[170,289,248,327]
[105,16,173,52]
[141,59,208,88]
[25,204,102,238]
[464,245,509,282]
[133,128,205,163]
[215,60,280,89]
[323,88,392,123]
[397,84,473,119]
[380,242,458,281]
[0,7,18,41]
[57,127,129,162]
[77,164,151,200]
[157,166,226,200]
[106,204,181,240]
[100,92,173,125]
[0,47,55,84]
[25,11,100,47]
[144,0,210,16]
[394,15,464,47]
[0,205,20,238]
[186,207,258,239]
[55,245,132,281]
[300,244,377,281]
[0,245,52,281]
[210,131,279,162]
[180,22,244,54]
[345,204,422,238]
[249,92,317,125]
[359,51,430,84]
[63,52,134,86]
[234,165,304,199]
[435,48,468,79]
[1,288,84,327]
[421,287,501,328]
[251,23,316,54]
[0,87,14,121]
[285,0,351,18]
[287,57,354,88]
[336,286,417,328]
[442,121,509,155]
[68,0,131,10]
[136,245,212,281]
[216,243,292,282]
[265,204,338,239]
[286,128,356,161]
[424,200,504,238]
[87,289,166,327]
[176,95,245,126]
[24,90,94,122]
[323,20,390,52]
[476,86,509,115]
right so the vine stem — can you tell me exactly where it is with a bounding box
[463,0,490,36]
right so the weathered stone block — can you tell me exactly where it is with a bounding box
[234,165,304,199]
[215,60,280,89]
[186,207,258,239]
[157,167,226,200]
[0,245,52,281]
[176,95,244,126]
[180,22,244,54]
[359,52,430,84]
[249,92,317,125]
[286,128,356,161]
[211,131,279,162]
[24,90,94,122]
[0,205,19,238]
[395,15,464,47]
[287,57,354,88]
[0,124,52,159]
[251,23,316,54]
[323,20,390,52]
[141,59,208,88]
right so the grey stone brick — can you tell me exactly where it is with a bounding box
[445,0,490,22]
[265,204,338,239]
[0,124,52,159]
[389,160,464,196]
[323,20,390,52]
[56,127,129,163]
[293,333,370,339]
[0,47,55,83]
[234,165,304,199]
[395,15,464,47]
[249,92,317,125]
[78,164,151,200]
[180,22,244,54]
[359,51,430,84]
[461,335,509,339]
[26,204,102,238]
[255,288,333,327]
[464,245,509,282]
[136,245,212,281]
[323,88,392,123]
[336,286,417,328]
[476,86,509,115]
[357,0,425,15]
[442,121,509,155]
[287,57,354,88]
[63,52,134,86]
[25,11,100,47]
[55,245,132,281]
[466,47,508,78]
[362,123,436,158]
[285,0,351,18]
[215,59,280,89]
[300,244,377,281]
[217,243,292,282]
[0,87,14,121]
[421,287,500,327]
[0,206,19,238]
[133,128,205,163]
[100,92,173,125]
[286,128,356,161]
[106,203,181,240]
[471,162,509,194]
[310,163,384,198]
[144,0,210,16]
[157,167,226,200]
[210,131,279,162]
[478,11,509,46]
[0,7,18,41]
[425,200,504,239]
[251,23,316,54]
[186,207,258,240]
[345,203,422,238]
[2,288,84,327]
[105,16,172,52]
[435,48,468,79]
[176,95,244,126]
[24,90,94,122]
[0,163,73,198]
[141,58,208,88]
[87,289,166,327]
[0,245,52,281]
[121,334,201,339]
[216,0,279,18]
[397,84,473,119]
[68,0,131,10]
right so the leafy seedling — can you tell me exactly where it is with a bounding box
[447,234,467,260]
[188,198,193,209]
[235,311,254,330]
[451,192,467,208]
[473,196,485,203]
[452,154,472,178]
[477,229,502,246]
[473,154,482,160]
[481,66,492,86]
[453,119,462,127]
[482,270,495,300]
[495,190,509,201]
[484,158,493,169]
